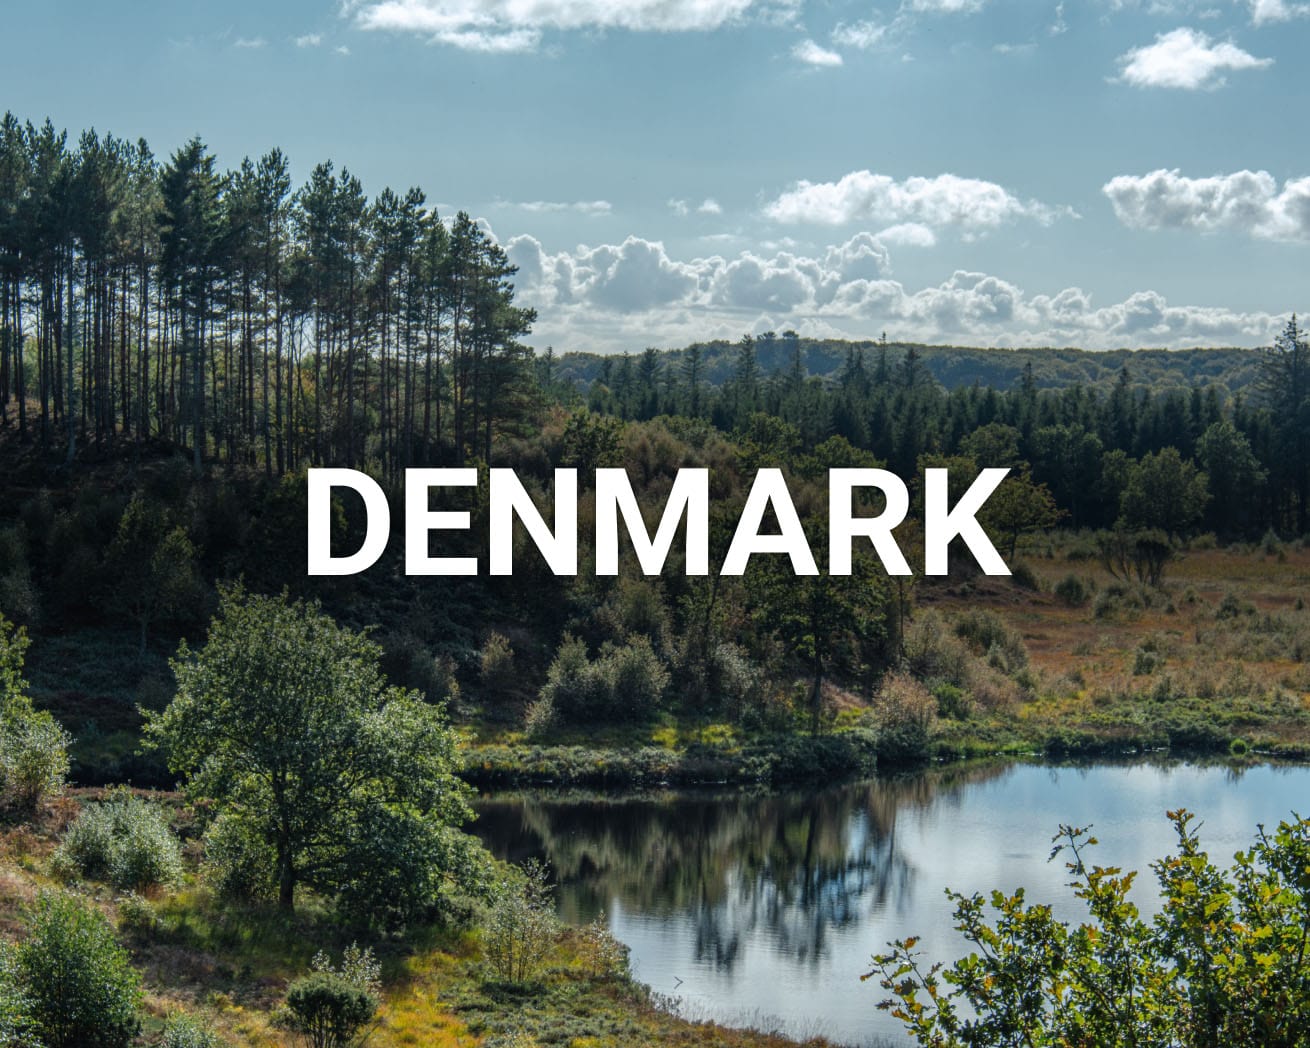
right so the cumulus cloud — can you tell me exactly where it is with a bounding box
[294,33,324,47]
[698,198,723,214]
[1115,27,1271,89]
[876,222,938,247]
[349,0,790,51]
[763,171,1070,234]
[501,227,1282,351]
[1104,168,1310,241]
[1249,0,1310,23]
[792,38,843,65]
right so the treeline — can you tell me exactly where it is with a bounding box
[0,113,535,478]
[552,337,1265,397]
[579,323,1310,537]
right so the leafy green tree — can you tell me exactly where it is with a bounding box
[980,469,1062,560]
[16,893,142,1048]
[1195,419,1266,537]
[1118,447,1210,535]
[146,586,487,922]
[866,810,1310,1048]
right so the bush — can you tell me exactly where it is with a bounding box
[0,615,69,812]
[868,812,1310,1048]
[954,610,1028,671]
[903,611,971,690]
[0,943,35,1048]
[0,712,70,812]
[484,860,560,984]
[1009,560,1041,591]
[539,634,669,723]
[875,673,936,763]
[1053,573,1090,607]
[202,811,277,901]
[159,1013,230,1048]
[480,632,515,693]
[283,945,380,1048]
[16,893,142,1048]
[54,792,183,892]
[579,912,630,980]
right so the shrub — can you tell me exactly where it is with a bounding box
[579,912,630,980]
[0,942,35,1048]
[54,792,182,892]
[903,611,971,690]
[202,811,276,901]
[539,634,669,723]
[954,610,1028,671]
[159,1013,230,1048]
[0,712,70,812]
[16,893,142,1048]
[1053,573,1090,607]
[115,892,160,936]
[480,632,515,693]
[933,683,972,721]
[283,945,380,1048]
[522,695,557,739]
[484,860,560,984]
[875,673,936,763]
[1009,560,1041,592]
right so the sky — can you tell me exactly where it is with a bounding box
[2,0,1308,354]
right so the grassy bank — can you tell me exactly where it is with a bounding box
[0,795,834,1048]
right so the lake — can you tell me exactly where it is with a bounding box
[472,761,1310,1047]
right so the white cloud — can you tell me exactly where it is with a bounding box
[335,45,352,55]
[698,198,723,214]
[1249,0,1310,24]
[294,33,324,47]
[907,0,985,12]
[1115,27,1271,89]
[877,222,938,247]
[792,38,843,65]
[510,199,613,215]
[763,170,1071,233]
[349,0,791,51]
[830,19,888,48]
[234,36,267,48]
[1104,168,1310,241]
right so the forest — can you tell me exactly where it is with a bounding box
[2,112,1310,1047]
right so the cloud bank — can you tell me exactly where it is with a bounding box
[1104,169,1310,240]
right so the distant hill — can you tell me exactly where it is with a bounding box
[550,338,1265,396]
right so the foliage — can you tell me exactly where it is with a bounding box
[282,944,380,1048]
[15,893,142,1048]
[538,634,669,723]
[0,943,35,1048]
[158,1013,230,1048]
[866,810,1310,1048]
[0,615,69,812]
[484,860,561,984]
[53,791,183,891]
[147,585,488,923]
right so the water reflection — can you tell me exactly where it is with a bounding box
[472,760,1310,1048]
[475,763,1009,972]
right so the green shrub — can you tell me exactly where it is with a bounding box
[54,792,182,891]
[484,860,560,984]
[202,811,277,901]
[1009,560,1041,592]
[0,943,35,1048]
[0,615,70,812]
[933,683,972,721]
[1053,573,1090,607]
[579,912,630,981]
[283,945,380,1048]
[159,1013,230,1048]
[16,892,142,1048]
[539,634,669,723]
[480,632,515,693]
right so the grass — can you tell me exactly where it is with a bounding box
[0,796,840,1048]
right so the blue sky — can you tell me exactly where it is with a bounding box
[3,0,1308,352]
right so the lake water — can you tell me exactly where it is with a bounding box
[472,761,1310,1047]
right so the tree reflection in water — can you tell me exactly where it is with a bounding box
[473,763,1012,973]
